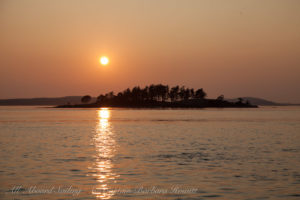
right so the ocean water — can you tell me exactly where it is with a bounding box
[0,106,300,200]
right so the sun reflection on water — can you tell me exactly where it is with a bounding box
[91,108,118,199]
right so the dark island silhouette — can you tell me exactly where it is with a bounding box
[56,84,258,108]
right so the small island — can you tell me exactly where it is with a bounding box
[56,84,258,108]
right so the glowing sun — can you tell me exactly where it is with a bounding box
[100,56,109,65]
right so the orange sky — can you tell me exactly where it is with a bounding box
[0,0,300,103]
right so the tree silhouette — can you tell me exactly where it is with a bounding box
[179,86,185,100]
[149,84,156,101]
[184,88,191,100]
[195,88,206,99]
[59,84,256,108]
[142,86,149,101]
[95,84,209,104]
[169,86,179,102]
[173,86,180,101]
[81,95,92,104]
[216,95,224,101]
[96,95,105,103]
[190,88,195,98]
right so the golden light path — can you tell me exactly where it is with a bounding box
[92,108,118,199]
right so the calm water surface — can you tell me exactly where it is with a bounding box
[0,106,300,199]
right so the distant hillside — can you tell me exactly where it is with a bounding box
[227,97,284,106]
[0,96,96,106]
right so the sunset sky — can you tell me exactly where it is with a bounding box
[1,0,300,103]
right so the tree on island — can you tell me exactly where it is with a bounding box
[216,95,224,101]
[58,84,257,108]
[81,95,92,104]
[95,84,209,105]
[195,88,206,99]
[169,86,179,102]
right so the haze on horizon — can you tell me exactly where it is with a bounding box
[0,0,300,103]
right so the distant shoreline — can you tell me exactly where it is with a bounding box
[56,99,258,109]
[0,97,299,106]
